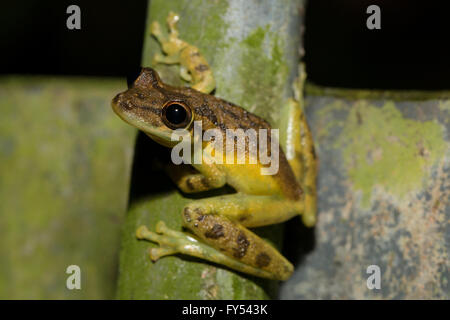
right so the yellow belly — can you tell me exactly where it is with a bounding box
[218,163,283,196]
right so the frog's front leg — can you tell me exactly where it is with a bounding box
[164,162,226,193]
[137,194,299,280]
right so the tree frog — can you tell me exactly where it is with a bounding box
[111,12,318,281]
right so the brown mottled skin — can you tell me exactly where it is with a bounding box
[113,68,303,202]
[113,68,307,280]
[112,12,317,281]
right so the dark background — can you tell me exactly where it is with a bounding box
[0,0,449,89]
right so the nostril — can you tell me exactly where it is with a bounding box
[112,94,133,111]
[121,99,134,110]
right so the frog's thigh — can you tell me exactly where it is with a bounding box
[182,196,295,280]
[184,193,303,228]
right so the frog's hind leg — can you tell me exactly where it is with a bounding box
[180,194,298,280]
[279,64,318,227]
[136,221,281,280]
[137,194,300,280]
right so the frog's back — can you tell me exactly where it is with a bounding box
[155,77,303,201]
[191,93,303,201]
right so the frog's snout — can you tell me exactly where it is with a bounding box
[111,93,120,109]
[112,92,133,114]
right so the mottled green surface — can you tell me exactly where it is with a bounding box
[116,0,305,299]
[280,89,449,299]
[0,77,135,299]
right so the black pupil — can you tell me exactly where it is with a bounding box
[165,104,187,125]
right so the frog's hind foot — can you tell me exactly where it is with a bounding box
[148,247,178,261]
[136,221,284,280]
[137,221,213,262]
[136,223,185,261]
[166,11,180,34]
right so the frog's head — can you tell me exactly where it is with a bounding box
[112,68,194,147]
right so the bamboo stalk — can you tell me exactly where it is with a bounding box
[116,0,305,299]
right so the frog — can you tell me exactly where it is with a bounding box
[111,12,318,281]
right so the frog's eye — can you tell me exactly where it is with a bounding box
[162,101,192,129]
